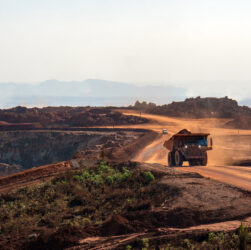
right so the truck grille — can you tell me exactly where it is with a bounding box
[186,146,203,157]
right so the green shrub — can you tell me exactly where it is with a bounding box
[144,171,155,184]
[183,238,194,249]
[239,223,249,250]
[98,161,115,174]
[105,175,114,185]
[208,232,216,241]
[142,238,149,249]
[73,163,132,186]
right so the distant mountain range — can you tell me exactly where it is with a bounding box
[0,79,187,107]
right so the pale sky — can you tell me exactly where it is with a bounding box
[1,0,251,99]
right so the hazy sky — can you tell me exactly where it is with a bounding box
[1,0,251,98]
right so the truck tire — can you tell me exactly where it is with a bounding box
[174,151,183,167]
[168,152,175,167]
[200,152,208,166]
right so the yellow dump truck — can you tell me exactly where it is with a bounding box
[163,129,212,167]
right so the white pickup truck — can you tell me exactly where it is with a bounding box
[162,129,168,134]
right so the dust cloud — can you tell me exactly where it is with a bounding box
[122,110,251,166]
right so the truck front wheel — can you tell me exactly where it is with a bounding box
[174,151,183,167]
[200,153,208,166]
[168,152,175,167]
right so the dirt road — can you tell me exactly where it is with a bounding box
[120,110,251,191]
[177,165,251,191]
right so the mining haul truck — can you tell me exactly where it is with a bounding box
[163,129,212,167]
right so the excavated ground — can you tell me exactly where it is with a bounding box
[0,162,250,249]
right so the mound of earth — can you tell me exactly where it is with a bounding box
[99,215,136,236]
[0,106,148,130]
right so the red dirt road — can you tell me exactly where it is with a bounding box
[121,110,251,191]
[177,165,251,191]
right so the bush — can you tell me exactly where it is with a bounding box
[239,223,249,250]
[73,163,132,187]
[208,232,216,241]
[142,238,149,249]
[183,238,193,249]
[144,171,155,184]
[105,175,114,185]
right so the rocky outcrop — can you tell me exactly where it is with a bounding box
[133,97,251,119]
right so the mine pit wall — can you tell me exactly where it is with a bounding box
[0,128,154,177]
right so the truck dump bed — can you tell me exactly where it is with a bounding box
[163,129,210,151]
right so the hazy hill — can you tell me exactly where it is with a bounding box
[0,79,187,107]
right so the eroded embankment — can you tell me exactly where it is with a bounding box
[0,161,71,194]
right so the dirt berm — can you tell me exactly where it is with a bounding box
[0,161,71,194]
[110,130,160,161]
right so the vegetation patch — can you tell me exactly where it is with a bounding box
[0,161,166,248]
